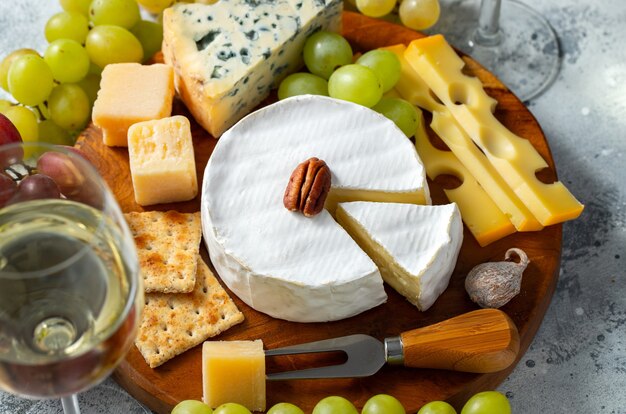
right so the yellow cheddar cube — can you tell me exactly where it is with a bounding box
[93,63,174,147]
[202,340,265,412]
[127,115,197,206]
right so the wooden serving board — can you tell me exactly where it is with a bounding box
[77,12,562,413]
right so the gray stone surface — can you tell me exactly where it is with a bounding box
[1,0,624,413]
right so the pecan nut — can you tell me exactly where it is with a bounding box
[283,157,331,217]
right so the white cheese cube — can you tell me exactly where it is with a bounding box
[128,116,197,206]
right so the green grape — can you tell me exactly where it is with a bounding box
[48,84,90,131]
[86,25,144,68]
[266,402,305,414]
[77,73,101,105]
[399,0,441,31]
[37,119,74,146]
[89,0,141,29]
[356,0,396,17]
[131,20,164,62]
[362,394,406,414]
[278,73,328,100]
[356,49,401,93]
[417,401,457,414]
[44,39,90,83]
[45,11,90,44]
[89,62,103,75]
[213,403,251,414]
[312,396,358,414]
[4,106,38,143]
[328,64,382,108]
[136,0,175,14]
[60,0,91,16]
[171,399,213,414]
[372,97,419,137]
[303,31,353,80]
[0,99,13,114]
[0,48,39,92]
[7,55,55,107]
[460,391,511,414]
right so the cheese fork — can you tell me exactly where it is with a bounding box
[265,309,519,380]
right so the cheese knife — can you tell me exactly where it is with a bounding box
[265,309,519,380]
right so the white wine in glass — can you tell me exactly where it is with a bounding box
[427,0,561,101]
[0,143,143,414]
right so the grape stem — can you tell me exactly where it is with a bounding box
[34,102,49,121]
[4,162,36,181]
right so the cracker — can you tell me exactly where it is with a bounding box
[135,256,245,368]
[125,211,201,293]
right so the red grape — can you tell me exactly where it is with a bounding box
[37,148,101,208]
[0,172,17,207]
[0,113,24,167]
[9,174,61,204]
[67,178,103,209]
[0,113,21,145]
[37,151,86,196]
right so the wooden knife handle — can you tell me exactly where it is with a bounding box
[399,309,520,373]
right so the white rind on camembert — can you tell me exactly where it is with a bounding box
[162,0,342,137]
[336,202,463,311]
[201,95,430,322]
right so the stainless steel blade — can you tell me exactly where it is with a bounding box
[265,334,386,380]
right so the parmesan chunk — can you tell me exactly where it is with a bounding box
[202,340,265,411]
[128,115,197,206]
[93,63,174,147]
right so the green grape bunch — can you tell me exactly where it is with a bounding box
[0,0,166,145]
[345,0,441,31]
[278,30,420,138]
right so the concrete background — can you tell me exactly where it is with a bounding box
[1,0,624,412]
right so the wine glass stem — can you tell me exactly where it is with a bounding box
[475,0,502,46]
[61,394,81,414]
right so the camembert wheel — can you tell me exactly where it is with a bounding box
[201,95,430,322]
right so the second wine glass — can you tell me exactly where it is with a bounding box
[428,0,561,101]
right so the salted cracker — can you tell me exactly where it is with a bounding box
[136,256,245,368]
[125,210,201,293]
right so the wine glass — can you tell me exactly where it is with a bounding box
[0,142,143,414]
[427,0,561,101]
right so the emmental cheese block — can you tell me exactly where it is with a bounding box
[385,44,542,232]
[162,0,342,137]
[127,115,197,206]
[202,340,265,411]
[201,95,430,322]
[414,115,516,246]
[405,35,584,226]
[336,202,463,311]
[92,63,174,147]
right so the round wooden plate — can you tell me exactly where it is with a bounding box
[76,12,561,414]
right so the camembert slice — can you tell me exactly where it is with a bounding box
[336,202,463,311]
[201,95,430,322]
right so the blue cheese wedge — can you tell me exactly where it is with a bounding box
[162,0,342,137]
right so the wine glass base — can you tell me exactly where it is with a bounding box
[427,0,561,101]
[23,381,149,414]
